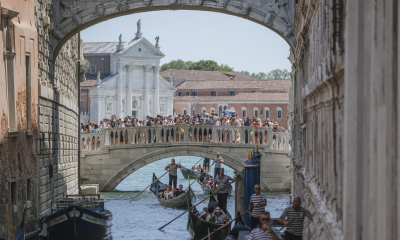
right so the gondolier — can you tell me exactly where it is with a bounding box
[214,168,234,213]
[278,196,313,240]
[165,158,181,189]
[213,152,224,178]
[248,184,267,230]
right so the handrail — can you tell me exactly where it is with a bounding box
[79,125,291,152]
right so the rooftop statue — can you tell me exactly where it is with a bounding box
[137,19,141,33]
[155,36,160,47]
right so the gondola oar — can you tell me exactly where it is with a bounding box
[158,182,233,230]
[192,157,204,168]
[200,208,254,240]
[277,219,293,231]
[129,171,168,203]
[184,161,216,192]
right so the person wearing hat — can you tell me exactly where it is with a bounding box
[212,207,227,224]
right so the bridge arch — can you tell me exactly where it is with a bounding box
[51,0,296,59]
[100,146,244,191]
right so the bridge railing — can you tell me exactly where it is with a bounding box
[80,125,290,152]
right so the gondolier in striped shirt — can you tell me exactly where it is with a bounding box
[248,184,267,230]
[165,158,181,189]
[212,152,224,178]
[278,197,313,240]
[214,168,234,213]
[247,211,281,240]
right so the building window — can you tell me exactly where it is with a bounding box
[192,92,198,96]
[183,109,187,115]
[277,107,282,119]
[202,107,207,115]
[210,107,215,113]
[265,107,270,119]
[90,65,96,74]
[251,91,256,93]
[254,107,259,118]
[242,110,246,118]
[177,92,182,96]
[11,181,17,204]
[192,108,196,116]
[26,54,31,130]
[185,92,190,96]
[211,91,216,96]
[27,178,31,200]
[229,91,236,96]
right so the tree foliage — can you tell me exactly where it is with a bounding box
[161,59,234,72]
[241,68,290,80]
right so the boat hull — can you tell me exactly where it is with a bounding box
[180,166,201,179]
[156,188,195,209]
[201,184,233,196]
[46,207,112,240]
[188,211,231,240]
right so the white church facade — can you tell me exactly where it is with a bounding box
[81,21,175,123]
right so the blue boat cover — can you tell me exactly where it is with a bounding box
[151,173,168,198]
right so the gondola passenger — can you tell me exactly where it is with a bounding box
[199,207,212,221]
[212,207,227,224]
[162,185,174,199]
[175,185,185,197]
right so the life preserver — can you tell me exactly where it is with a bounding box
[66,205,83,221]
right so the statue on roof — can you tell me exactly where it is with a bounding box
[155,36,160,48]
[137,19,141,33]
[97,71,101,82]
[119,34,122,45]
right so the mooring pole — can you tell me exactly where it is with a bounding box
[243,151,260,227]
[6,203,15,240]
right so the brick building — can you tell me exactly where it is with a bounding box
[0,1,39,237]
[161,70,291,129]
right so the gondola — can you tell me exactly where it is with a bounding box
[150,173,195,208]
[187,195,232,240]
[200,182,233,196]
[44,194,112,240]
[180,165,202,180]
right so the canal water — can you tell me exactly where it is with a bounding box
[101,156,291,240]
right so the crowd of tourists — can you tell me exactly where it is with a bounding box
[80,112,289,151]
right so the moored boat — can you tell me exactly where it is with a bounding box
[150,173,195,208]
[187,195,232,240]
[44,194,112,240]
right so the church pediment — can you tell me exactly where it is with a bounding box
[118,37,165,58]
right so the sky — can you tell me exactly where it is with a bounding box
[80,10,291,74]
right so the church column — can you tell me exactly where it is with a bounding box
[140,96,144,120]
[143,66,149,116]
[116,60,123,118]
[126,65,133,116]
[153,66,160,116]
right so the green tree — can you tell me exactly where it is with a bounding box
[240,68,290,80]
[160,59,190,71]
[265,69,290,79]
[160,59,234,72]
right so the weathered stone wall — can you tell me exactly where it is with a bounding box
[35,0,82,218]
[0,0,40,236]
[292,0,345,239]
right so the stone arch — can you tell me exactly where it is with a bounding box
[101,146,244,191]
[51,0,296,59]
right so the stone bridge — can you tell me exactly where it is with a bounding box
[80,125,291,191]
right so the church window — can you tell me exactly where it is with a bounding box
[90,65,96,74]
[139,48,141,52]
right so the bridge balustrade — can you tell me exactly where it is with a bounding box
[80,125,290,152]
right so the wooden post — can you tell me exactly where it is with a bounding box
[6,203,15,240]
